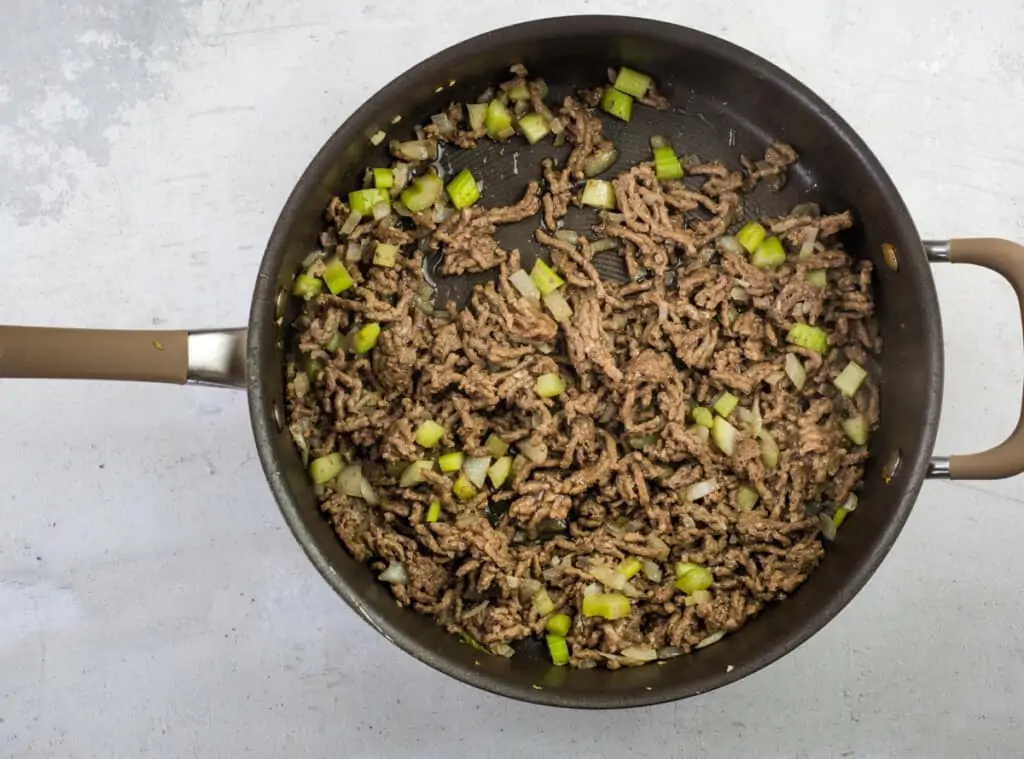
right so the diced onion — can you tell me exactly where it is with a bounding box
[657,646,685,660]
[799,226,819,258]
[695,630,726,650]
[509,269,542,305]
[620,647,658,663]
[729,286,749,302]
[430,112,455,137]
[371,201,390,220]
[338,462,371,499]
[590,564,627,591]
[785,353,807,391]
[711,416,738,456]
[380,561,408,584]
[641,559,663,583]
[542,290,573,323]
[819,512,838,541]
[399,460,434,487]
[582,582,603,597]
[339,209,361,236]
[718,235,744,255]
[464,455,492,489]
[554,229,579,244]
[590,238,618,253]
[685,480,718,502]
[518,440,548,464]
[759,431,780,470]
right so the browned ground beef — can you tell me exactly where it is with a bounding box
[286,70,879,668]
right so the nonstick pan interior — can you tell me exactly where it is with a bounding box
[250,17,941,707]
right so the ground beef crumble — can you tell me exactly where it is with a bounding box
[286,68,879,668]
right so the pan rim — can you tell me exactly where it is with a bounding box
[247,14,943,708]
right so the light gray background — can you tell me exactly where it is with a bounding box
[2,1,1023,757]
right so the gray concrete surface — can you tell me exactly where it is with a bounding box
[2,1,1024,756]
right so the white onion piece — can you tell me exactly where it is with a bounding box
[819,513,838,541]
[751,396,763,437]
[582,582,603,597]
[785,353,807,390]
[718,235,744,255]
[509,269,542,304]
[695,630,726,650]
[590,564,627,591]
[842,492,859,512]
[555,229,579,244]
[686,480,718,502]
[589,238,618,253]
[491,642,516,658]
[641,559,663,583]
[340,209,361,236]
[360,478,379,506]
[729,286,749,302]
[518,440,548,464]
[393,201,413,218]
[371,201,390,221]
[431,113,455,137]
[657,646,685,660]
[647,534,670,561]
[621,646,658,663]
[799,226,819,258]
[464,456,491,489]
[764,370,787,386]
[338,463,366,497]
[346,241,364,263]
[432,204,453,224]
[391,162,410,191]
[379,561,408,584]
[759,431,780,470]
[543,290,573,323]
[549,117,564,134]
[684,589,712,607]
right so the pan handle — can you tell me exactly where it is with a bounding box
[0,327,247,389]
[925,238,1024,479]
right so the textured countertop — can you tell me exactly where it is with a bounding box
[3,1,1024,757]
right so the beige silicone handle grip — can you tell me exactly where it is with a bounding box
[0,327,189,384]
[948,238,1024,479]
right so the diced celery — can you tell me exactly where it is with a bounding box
[530,259,565,296]
[452,474,477,501]
[350,323,380,354]
[485,100,514,140]
[581,593,631,620]
[751,236,786,269]
[425,499,442,523]
[736,221,766,254]
[653,145,683,180]
[713,392,739,418]
[400,173,443,212]
[293,273,323,300]
[485,434,510,458]
[467,103,488,132]
[487,456,512,488]
[675,561,700,578]
[618,557,643,580]
[437,451,465,473]
[546,613,572,637]
[324,332,344,353]
[373,243,398,268]
[613,66,653,98]
[674,566,714,594]
[518,113,550,144]
[323,259,354,295]
[508,83,531,102]
[535,372,566,398]
[712,416,738,455]
[692,406,714,429]
[600,87,633,121]
[806,269,827,288]
[445,168,480,210]
[834,361,867,398]
[581,179,616,209]
[349,188,390,216]
[533,588,556,616]
[414,419,446,448]
[546,634,570,666]
[843,415,870,446]
[373,168,394,189]
[787,323,829,354]
[309,453,343,484]
[759,431,780,470]
[399,460,434,487]
[832,507,850,529]
[736,485,760,511]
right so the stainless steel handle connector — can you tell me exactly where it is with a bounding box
[188,329,248,389]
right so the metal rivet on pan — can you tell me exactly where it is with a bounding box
[882,243,899,271]
[272,401,284,431]
[882,449,902,484]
